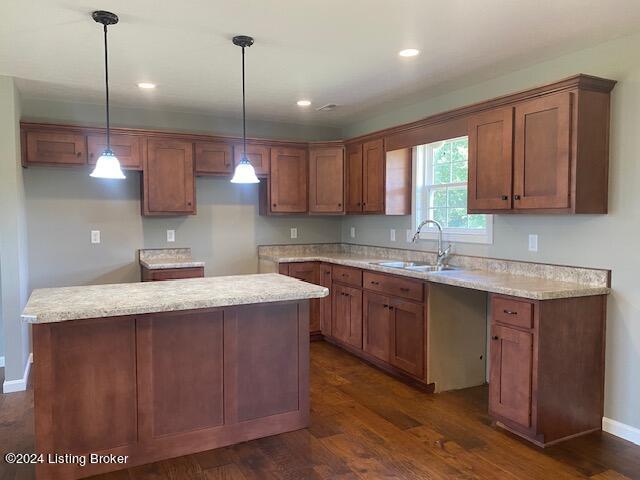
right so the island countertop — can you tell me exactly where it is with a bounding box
[22,273,329,324]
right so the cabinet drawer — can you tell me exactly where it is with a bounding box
[332,265,362,287]
[143,267,204,282]
[363,272,424,303]
[492,295,533,329]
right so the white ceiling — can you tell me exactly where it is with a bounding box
[2,0,640,128]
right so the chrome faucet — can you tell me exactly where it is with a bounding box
[411,219,452,267]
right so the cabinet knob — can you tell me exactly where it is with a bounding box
[503,310,517,315]
[370,281,379,285]
[514,195,521,200]
[77,151,82,157]
[338,203,342,207]
[399,287,409,292]
[357,202,361,206]
[492,335,499,340]
[187,202,192,206]
[273,203,277,207]
[383,304,389,308]
[501,195,508,200]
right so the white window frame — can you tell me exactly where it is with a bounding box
[411,138,493,245]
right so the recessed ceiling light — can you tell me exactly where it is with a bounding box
[398,48,420,57]
[297,100,311,107]
[137,82,156,89]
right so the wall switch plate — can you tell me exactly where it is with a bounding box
[528,234,538,252]
[390,229,396,242]
[290,228,298,239]
[350,226,356,239]
[90,230,101,244]
[167,230,176,243]
[406,229,414,242]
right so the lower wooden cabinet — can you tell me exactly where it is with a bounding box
[319,264,333,336]
[288,263,321,335]
[389,298,425,379]
[363,292,391,362]
[488,293,606,446]
[143,138,196,216]
[141,266,204,282]
[331,284,362,349]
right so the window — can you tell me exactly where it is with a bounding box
[413,136,492,244]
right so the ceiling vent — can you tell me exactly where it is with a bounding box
[316,103,338,112]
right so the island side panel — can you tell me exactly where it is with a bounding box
[33,300,311,480]
[33,317,138,480]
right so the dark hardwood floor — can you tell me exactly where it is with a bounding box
[1,341,639,480]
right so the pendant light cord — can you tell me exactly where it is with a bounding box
[103,24,111,152]
[241,46,247,158]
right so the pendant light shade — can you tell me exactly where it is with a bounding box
[230,35,259,184]
[90,10,125,180]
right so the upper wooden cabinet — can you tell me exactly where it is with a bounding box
[143,138,196,216]
[362,138,385,213]
[345,144,364,212]
[468,108,513,210]
[468,81,614,214]
[309,146,345,214]
[234,143,270,176]
[24,130,86,166]
[268,147,308,214]
[195,141,233,175]
[88,134,143,170]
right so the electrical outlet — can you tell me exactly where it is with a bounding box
[528,234,538,252]
[406,229,414,243]
[290,228,298,239]
[167,230,175,243]
[350,226,356,239]
[90,230,101,244]
[390,229,396,242]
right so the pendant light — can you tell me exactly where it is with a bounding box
[230,35,260,184]
[90,10,126,179]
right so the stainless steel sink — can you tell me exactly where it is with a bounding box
[370,260,458,272]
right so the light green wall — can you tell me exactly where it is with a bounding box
[341,32,640,431]
[0,76,30,380]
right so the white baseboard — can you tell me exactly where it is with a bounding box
[603,417,640,446]
[0,356,4,368]
[2,353,33,394]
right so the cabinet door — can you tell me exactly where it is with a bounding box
[234,144,270,176]
[270,147,308,213]
[195,142,233,175]
[332,284,362,349]
[362,139,384,213]
[345,143,363,212]
[288,262,321,334]
[389,298,425,379]
[489,324,533,428]
[144,138,195,215]
[467,108,513,211]
[319,264,332,336]
[88,134,142,170]
[363,292,391,362]
[309,147,344,213]
[514,92,572,210]
[25,131,86,166]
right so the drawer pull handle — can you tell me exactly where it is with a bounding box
[389,306,394,311]
[503,309,517,315]
[514,195,521,200]
[370,281,379,285]
[400,287,410,292]
[492,335,499,340]
[501,195,508,200]
[383,304,389,308]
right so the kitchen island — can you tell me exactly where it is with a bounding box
[22,274,328,480]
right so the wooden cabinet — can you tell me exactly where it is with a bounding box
[141,266,204,282]
[346,144,364,212]
[362,139,385,213]
[24,130,86,166]
[288,262,321,335]
[195,141,233,175]
[468,84,613,214]
[467,107,513,210]
[268,147,308,213]
[488,293,606,446]
[513,93,571,210]
[489,323,533,428]
[234,143,270,176]
[309,146,344,213]
[389,298,425,379]
[363,292,391,362]
[319,264,332,336]
[143,138,196,215]
[87,134,143,170]
[331,284,362,349]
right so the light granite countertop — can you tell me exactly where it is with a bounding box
[22,274,329,324]
[139,248,204,270]
[260,253,610,300]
